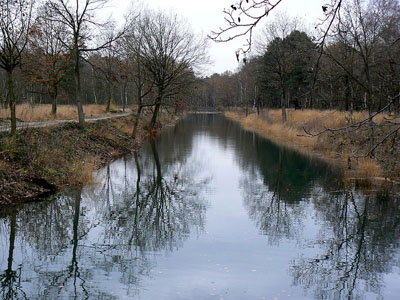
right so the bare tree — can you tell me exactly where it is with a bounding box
[130,10,208,130]
[45,0,124,128]
[92,27,121,112]
[23,4,72,115]
[0,0,35,137]
[122,18,153,137]
[306,0,400,158]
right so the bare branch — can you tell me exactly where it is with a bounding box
[209,0,284,54]
[301,92,400,156]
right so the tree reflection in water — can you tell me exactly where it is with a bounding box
[290,192,400,300]
[0,137,208,299]
[0,114,399,300]
[239,140,400,299]
[0,209,27,300]
[241,151,307,244]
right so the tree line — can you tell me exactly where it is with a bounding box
[2,0,399,149]
[200,0,400,117]
[0,0,208,138]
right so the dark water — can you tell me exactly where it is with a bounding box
[1,114,399,300]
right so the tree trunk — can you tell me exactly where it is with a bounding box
[92,66,98,104]
[281,91,287,123]
[51,86,58,115]
[365,72,375,156]
[134,152,141,215]
[106,81,112,112]
[122,81,127,112]
[150,90,163,130]
[150,102,161,129]
[281,106,287,123]
[132,105,143,138]
[307,92,312,109]
[71,192,81,275]
[74,47,85,128]
[369,115,375,157]
[7,71,17,138]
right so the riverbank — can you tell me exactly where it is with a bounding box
[0,112,180,206]
[225,109,400,185]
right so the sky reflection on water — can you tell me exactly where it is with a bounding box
[0,114,399,300]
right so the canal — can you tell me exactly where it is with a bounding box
[1,113,399,299]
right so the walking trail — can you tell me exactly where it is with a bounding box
[0,112,131,133]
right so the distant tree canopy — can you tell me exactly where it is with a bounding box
[199,0,400,115]
[261,30,316,111]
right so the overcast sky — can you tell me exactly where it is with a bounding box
[107,0,326,75]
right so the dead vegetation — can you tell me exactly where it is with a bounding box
[226,109,399,183]
[0,116,137,205]
[0,110,180,206]
[0,103,127,122]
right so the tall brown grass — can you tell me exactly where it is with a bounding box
[226,108,385,180]
[0,104,125,122]
[71,157,97,185]
[356,158,383,178]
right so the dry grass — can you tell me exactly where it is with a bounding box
[227,110,317,149]
[225,108,390,180]
[0,109,186,204]
[114,119,132,135]
[30,142,95,185]
[71,157,97,185]
[0,104,125,122]
[356,158,383,178]
[257,109,372,131]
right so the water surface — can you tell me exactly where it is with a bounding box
[1,114,399,300]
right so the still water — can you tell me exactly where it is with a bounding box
[1,114,399,300]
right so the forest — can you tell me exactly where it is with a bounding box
[0,0,399,172]
[0,0,208,137]
[204,0,400,113]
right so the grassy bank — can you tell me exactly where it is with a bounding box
[0,111,180,206]
[225,109,400,183]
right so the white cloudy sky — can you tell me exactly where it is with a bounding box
[106,0,326,75]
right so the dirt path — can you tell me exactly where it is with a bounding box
[0,112,131,133]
